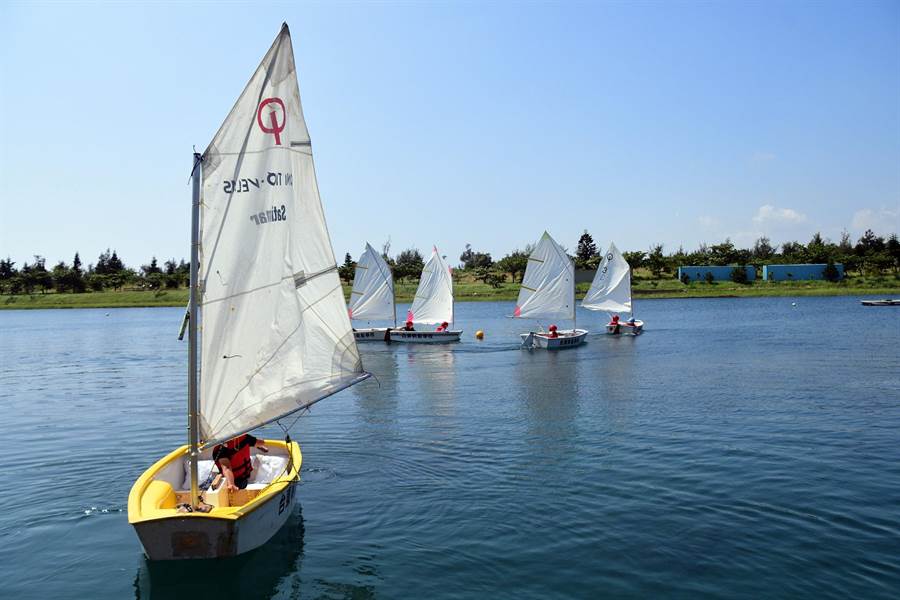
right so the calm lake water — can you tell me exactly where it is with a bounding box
[1,297,898,599]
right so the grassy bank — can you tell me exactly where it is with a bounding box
[3,274,899,310]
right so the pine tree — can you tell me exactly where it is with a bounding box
[575,231,598,268]
[338,253,355,283]
[71,252,86,292]
[108,250,125,272]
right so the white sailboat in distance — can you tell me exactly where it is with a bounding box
[349,242,396,342]
[515,232,588,349]
[128,24,370,560]
[582,241,644,335]
[390,246,462,343]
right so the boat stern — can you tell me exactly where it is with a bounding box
[129,440,301,560]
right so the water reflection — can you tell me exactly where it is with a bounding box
[515,349,579,446]
[134,507,305,600]
[401,345,457,419]
[590,335,640,432]
[353,347,400,424]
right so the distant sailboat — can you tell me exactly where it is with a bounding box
[128,24,369,560]
[514,232,588,349]
[391,246,462,343]
[349,242,395,342]
[582,241,644,335]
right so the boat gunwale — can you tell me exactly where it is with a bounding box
[128,439,301,525]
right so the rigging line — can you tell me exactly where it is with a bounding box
[208,281,359,430]
[278,406,308,436]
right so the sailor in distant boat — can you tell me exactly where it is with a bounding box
[548,324,559,338]
[401,320,415,331]
[213,434,269,491]
[609,315,621,334]
[435,321,449,332]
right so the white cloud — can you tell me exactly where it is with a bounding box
[752,204,807,225]
[851,207,900,234]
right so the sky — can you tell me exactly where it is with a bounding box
[1,0,898,269]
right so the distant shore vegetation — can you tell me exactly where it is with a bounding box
[2,230,899,309]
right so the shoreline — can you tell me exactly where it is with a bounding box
[2,283,899,310]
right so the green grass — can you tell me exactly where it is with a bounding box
[3,275,899,309]
[1,289,190,310]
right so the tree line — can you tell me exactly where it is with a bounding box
[338,229,899,289]
[3,228,897,295]
[0,249,189,295]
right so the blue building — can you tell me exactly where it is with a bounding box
[678,265,756,282]
[762,264,843,281]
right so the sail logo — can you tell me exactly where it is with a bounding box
[249,205,287,225]
[257,97,286,145]
[223,172,293,194]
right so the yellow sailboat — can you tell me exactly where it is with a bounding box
[128,24,369,560]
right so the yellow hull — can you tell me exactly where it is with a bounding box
[128,439,301,560]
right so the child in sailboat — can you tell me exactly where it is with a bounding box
[435,321,449,332]
[609,315,621,334]
[548,324,559,338]
[213,434,269,491]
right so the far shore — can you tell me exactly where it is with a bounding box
[2,278,899,310]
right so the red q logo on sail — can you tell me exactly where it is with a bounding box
[257,98,286,145]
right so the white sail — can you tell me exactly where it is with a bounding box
[407,247,454,325]
[582,241,632,314]
[348,243,395,322]
[198,24,368,447]
[514,232,575,321]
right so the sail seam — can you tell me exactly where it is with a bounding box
[202,266,336,306]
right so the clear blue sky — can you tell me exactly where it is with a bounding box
[1,1,898,269]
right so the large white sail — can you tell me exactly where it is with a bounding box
[198,24,368,447]
[348,243,395,322]
[514,232,575,321]
[407,247,454,325]
[582,241,632,314]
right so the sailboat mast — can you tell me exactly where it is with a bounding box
[573,286,576,331]
[188,152,202,509]
[572,261,576,332]
[451,271,455,329]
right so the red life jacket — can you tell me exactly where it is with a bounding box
[216,435,253,481]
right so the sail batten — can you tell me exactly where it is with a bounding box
[197,24,367,447]
[514,232,574,321]
[582,241,632,314]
